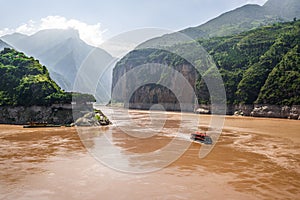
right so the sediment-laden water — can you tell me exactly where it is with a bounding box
[0,107,299,200]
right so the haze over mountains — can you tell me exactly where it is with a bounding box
[143,0,300,46]
[1,29,113,94]
[0,39,12,51]
[1,0,299,106]
[182,0,300,39]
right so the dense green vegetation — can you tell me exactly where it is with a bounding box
[113,20,300,106]
[0,48,95,106]
[256,45,300,105]
[198,20,300,105]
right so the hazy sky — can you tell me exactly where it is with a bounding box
[0,0,268,46]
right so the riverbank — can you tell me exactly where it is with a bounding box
[196,104,300,120]
[114,103,300,120]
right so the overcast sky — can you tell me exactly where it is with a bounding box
[0,0,267,46]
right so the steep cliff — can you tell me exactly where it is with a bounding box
[112,48,198,111]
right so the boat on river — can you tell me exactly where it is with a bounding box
[23,122,61,128]
[190,131,212,144]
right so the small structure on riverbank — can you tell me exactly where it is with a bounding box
[23,122,61,128]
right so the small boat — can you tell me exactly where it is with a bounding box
[190,131,212,144]
[23,122,61,128]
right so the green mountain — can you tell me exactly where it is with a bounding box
[141,0,300,48]
[112,20,300,107]
[256,45,300,105]
[0,48,95,106]
[181,0,300,39]
[199,20,300,105]
[181,4,275,39]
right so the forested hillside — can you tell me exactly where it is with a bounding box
[0,48,95,106]
[198,20,300,105]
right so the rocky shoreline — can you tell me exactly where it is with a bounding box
[73,109,112,126]
[195,104,300,120]
[0,103,299,126]
[0,103,95,125]
[0,104,113,126]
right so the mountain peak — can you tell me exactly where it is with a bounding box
[33,28,80,39]
[1,32,28,46]
[166,0,300,40]
[4,32,27,38]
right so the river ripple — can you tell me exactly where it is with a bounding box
[0,107,299,199]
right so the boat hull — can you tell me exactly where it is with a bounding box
[190,134,213,144]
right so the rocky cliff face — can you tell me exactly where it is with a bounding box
[196,104,300,119]
[128,84,181,111]
[112,57,198,112]
[250,105,300,119]
[0,104,93,125]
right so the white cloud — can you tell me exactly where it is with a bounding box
[0,16,106,47]
[0,28,12,37]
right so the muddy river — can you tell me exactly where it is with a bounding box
[0,107,299,199]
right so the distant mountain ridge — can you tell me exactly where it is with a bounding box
[142,0,300,47]
[1,33,27,45]
[0,39,12,51]
[1,29,113,93]
[181,0,300,39]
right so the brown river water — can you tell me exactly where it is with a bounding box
[0,107,299,200]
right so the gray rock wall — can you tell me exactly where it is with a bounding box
[231,104,300,119]
[112,63,198,111]
[0,104,93,125]
[189,104,299,120]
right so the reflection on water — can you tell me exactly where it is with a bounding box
[0,108,300,200]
